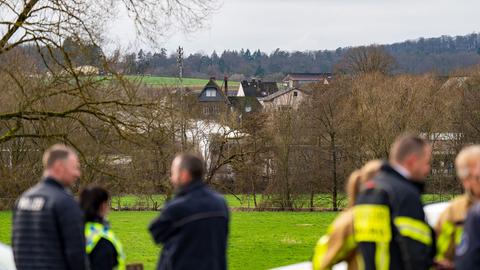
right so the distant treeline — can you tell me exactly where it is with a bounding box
[122,33,480,79]
[16,33,480,79]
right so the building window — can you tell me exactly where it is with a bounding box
[203,106,210,115]
[206,89,217,97]
[293,91,298,97]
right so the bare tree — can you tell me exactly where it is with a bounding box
[337,45,396,75]
[303,78,352,210]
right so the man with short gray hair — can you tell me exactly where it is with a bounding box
[12,144,86,270]
[149,153,229,270]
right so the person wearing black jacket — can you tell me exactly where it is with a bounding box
[12,144,87,270]
[80,185,125,270]
[354,135,435,270]
[149,153,230,270]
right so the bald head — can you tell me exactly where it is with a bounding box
[43,144,80,187]
[390,134,432,181]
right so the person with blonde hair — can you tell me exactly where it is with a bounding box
[312,160,382,270]
[435,145,480,269]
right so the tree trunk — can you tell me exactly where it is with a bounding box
[331,134,338,211]
[310,190,314,211]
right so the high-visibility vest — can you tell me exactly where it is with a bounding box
[85,221,126,270]
[435,194,472,263]
[312,209,364,270]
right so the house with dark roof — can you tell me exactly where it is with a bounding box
[197,77,231,117]
[237,79,279,98]
[197,77,262,118]
[283,73,332,88]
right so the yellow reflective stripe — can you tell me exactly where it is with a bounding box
[356,252,365,270]
[312,235,329,270]
[353,205,392,242]
[455,227,464,245]
[312,233,357,269]
[340,234,357,257]
[85,222,126,270]
[435,221,455,260]
[394,217,432,245]
[375,242,390,270]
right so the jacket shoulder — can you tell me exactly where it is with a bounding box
[441,195,471,223]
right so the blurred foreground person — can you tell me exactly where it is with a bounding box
[354,134,434,270]
[0,242,16,270]
[149,153,230,270]
[312,160,382,270]
[435,145,480,269]
[455,202,480,269]
[80,185,126,270]
[12,144,86,270]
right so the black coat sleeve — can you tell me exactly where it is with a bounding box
[56,197,88,270]
[89,238,118,270]
[149,203,178,244]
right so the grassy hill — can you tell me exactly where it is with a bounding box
[123,75,240,89]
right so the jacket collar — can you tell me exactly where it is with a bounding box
[381,163,426,193]
[176,180,204,197]
[43,176,66,190]
[87,216,110,227]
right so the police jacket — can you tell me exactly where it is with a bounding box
[148,180,229,270]
[312,209,363,270]
[12,177,87,270]
[435,194,472,264]
[455,202,480,269]
[85,217,125,270]
[354,164,434,270]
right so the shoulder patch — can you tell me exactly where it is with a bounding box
[364,180,376,189]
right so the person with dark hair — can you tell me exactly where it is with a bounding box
[12,144,87,270]
[80,185,126,270]
[353,134,435,270]
[148,153,230,270]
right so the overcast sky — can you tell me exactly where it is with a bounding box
[107,0,480,54]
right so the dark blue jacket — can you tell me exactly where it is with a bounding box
[456,202,480,269]
[149,180,229,270]
[12,177,87,270]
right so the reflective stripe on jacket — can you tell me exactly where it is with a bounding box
[85,222,126,270]
[435,194,472,263]
[312,209,364,270]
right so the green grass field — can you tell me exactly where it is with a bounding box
[112,193,455,210]
[122,75,240,89]
[0,194,454,269]
[111,194,347,210]
[0,211,336,269]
